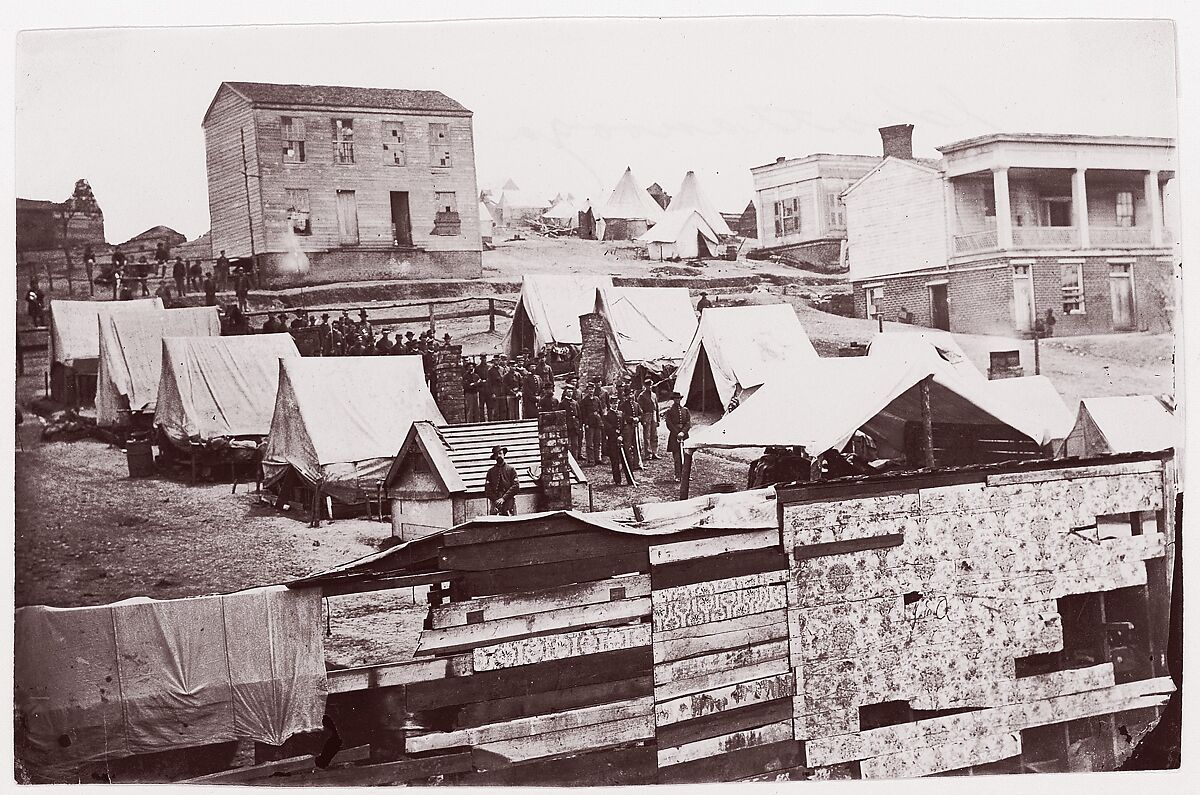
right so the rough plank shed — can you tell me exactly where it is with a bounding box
[281,450,1177,784]
[384,419,589,540]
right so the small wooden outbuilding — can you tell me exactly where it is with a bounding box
[384,419,588,540]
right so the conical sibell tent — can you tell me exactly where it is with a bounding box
[595,167,665,240]
[666,170,733,236]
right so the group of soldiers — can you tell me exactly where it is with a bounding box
[466,356,693,487]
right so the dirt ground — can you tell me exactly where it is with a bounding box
[12,236,1178,669]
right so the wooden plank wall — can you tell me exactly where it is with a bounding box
[781,457,1175,779]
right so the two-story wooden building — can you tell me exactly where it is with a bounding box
[750,148,883,271]
[202,81,483,287]
[845,128,1179,337]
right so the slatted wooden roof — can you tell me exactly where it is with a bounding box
[388,419,586,495]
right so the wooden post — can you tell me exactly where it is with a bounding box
[920,376,935,469]
[489,298,496,332]
[679,450,693,500]
[428,302,436,333]
[1033,334,1041,375]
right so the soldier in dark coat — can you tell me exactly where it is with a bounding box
[617,387,643,471]
[463,361,483,422]
[503,361,522,421]
[578,383,602,465]
[522,367,543,419]
[483,446,520,515]
[664,391,692,481]
[559,385,582,462]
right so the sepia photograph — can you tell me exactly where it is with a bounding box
[7,2,1188,786]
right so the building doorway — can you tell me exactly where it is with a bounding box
[929,282,950,331]
[1012,264,1036,332]
[1109,263,1135,331]
[336,190,359,245]
[390,191,413,247]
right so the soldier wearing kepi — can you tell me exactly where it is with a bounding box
[559,384,582,463]
[664,391,691,481]
[483,445,520,516]
[637,377,660,460]
[602,395,628,486]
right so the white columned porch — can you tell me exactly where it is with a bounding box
[992,167,1013,249]
[1071,168,1090,248]
[1145,170,1164,247]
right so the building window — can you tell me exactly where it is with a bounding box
[865,285,884,319]
[332,118,354,164]
[433,191,460,236]
[826,192,846,228]
[285,189,311,235]
[1061,263,1085,314]
[1115,191,1135,227]
[773,197,801,237]
[281,116,306,163]
[430,123,452,168]
[383,121,406,166]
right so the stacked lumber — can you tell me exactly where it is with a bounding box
[403,513,660,785]
[647,528,804,783]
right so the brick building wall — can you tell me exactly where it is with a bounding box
[851,268,946,327]
[856,255,1173,337]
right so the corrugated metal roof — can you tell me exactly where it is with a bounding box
[436,419,585,493]
[224,81,470,114]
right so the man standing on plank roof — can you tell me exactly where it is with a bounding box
[484,445,519,516]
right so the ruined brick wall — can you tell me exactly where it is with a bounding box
[537,410,572,510]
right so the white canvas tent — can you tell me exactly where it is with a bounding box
[96,306,221,427]
[155,333,301,447]
[541,195,581,228]
[1063,395,1179,457]
[587,287,698,381]
[867,329,985,382]
[262,356,446,504]
[48,298,164,403]
[637,209,722,261]
[595,167,665,240]
[686,352,1053,460]
[497,179,549,227]
[504,274,615,355]
[478,201,497,243]
[984,375,1075,445]
[673,303,819,411]
[664,171,734,236]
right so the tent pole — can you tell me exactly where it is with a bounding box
[921,376,936,469]
[680,450,693,500]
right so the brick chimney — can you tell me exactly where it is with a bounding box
[879,124,914,159]
[537,410,573,510]
[433,346,465,423]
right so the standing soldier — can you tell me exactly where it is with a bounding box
[215,250,230,292]
[483,446,520,516]
[486,356,505,421]
[234,269,250,313]
[83,245,96,296]
[136,256,151,296]
[602,395,628,486]
[25,278,45,327]
[637,377,661,460]
[618,386,643,471]
[578,383,600,466]
[172,256,187,296]
[463,361,483,422]
[154,240,169,278]
[202,272,217,306]
[522,365,542,419]
[665,391,691,481]
[538,384,559,413]
[560,385,582,463]
[504,359,522,421]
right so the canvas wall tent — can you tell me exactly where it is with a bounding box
[95,306,221,427]
[585,287,698,382]
[504,274,615,355]
[497,179,549,227]
[541,195,581,228]
[1063,395,1179,458]
[866,329,986,382]
[685,353,1054,467]
[262,356,446,505]
[478,201,497,243]
[384,419,588,540]
[155,333,301,448]
[14,585,325,783]
[595,167,664,241]
[636,208,722,261]
[984,375,1075,446]
[48,297,163,403]
[673,303,819,412]
[663,170,734,236]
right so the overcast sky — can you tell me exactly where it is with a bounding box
[15,15,1178,243]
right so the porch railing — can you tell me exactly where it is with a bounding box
[1089,227,1153,248]
[1012,226,1077,248]
[953,229,998,254]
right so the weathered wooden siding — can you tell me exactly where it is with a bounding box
[251,108,482,256]
[204,86,263,260]
[846,160,949,283]
[781,456,1174,777]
